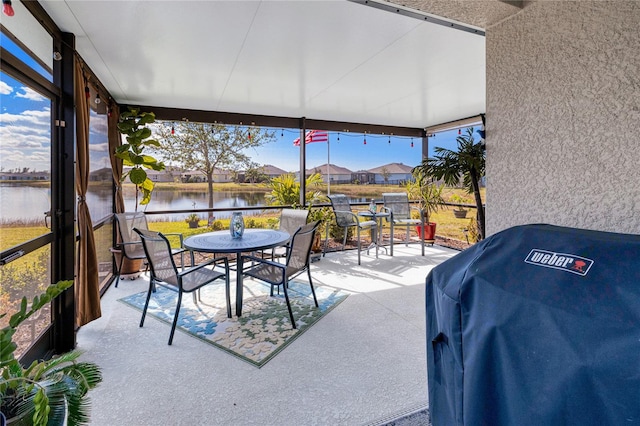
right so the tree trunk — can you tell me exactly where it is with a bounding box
[469,168,485,240]
[207,171,214,222]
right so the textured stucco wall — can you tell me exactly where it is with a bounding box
[486,1,640,236]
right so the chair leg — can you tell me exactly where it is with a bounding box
[405,224,410,246]
[342,227,347,251]
[389,222,395,257]
[307,269,318,307]
[322,225,329,257]
[356,225,361,265]
[225,273,231,318]
[282,280,296,329]
[116,252,125,287]
[169,291,183,345]
[139,280,154,327]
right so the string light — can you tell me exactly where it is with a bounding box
[84,85,90,99]
[458,128,461,135]
[337,133,340,142]
[411,138,414,148]
[107,108,112,118]
[281,129,284,137]
[363,135,367,145]
[388,136,391,144]
[171,124,175,135]
[94,93,101,104]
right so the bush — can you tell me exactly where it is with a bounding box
[208,220,225,231]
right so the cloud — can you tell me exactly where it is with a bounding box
[15,87,47,102]
[90,113,108,134]
[0,81,13,95]
[90,142,109,153]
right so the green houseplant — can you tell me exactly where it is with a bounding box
[406,168,445,241]
[115,107,165,210]
[0,281,102,426]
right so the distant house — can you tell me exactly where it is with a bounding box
[351,170,375,185]
[304,163,352,184]
[261,164,289,180]
[144,167,182,183]
[0,171,50,181]
[89,167,112,182]
[368,162,415,185]
[181,168,231,183]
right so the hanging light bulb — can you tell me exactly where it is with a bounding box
[388,136,391,144]
[95,93,101,104]
[411,138,414,148]
[84,85,90,99]
[458,128,461,135]
[281,129,284,137]
[107,108,112,118]
[53,51,62,61]
[337,133,340,142]
[363,136,367,145]
[248,130,252,140]
[2,0,15,17]
[211,125,215,134]
[171,125,175,135]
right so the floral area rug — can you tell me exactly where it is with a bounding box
[119,279,348,367]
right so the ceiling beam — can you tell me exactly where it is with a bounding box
[130,105,426,138]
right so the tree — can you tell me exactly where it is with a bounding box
[381,167,390,184]
[244,162,268,184]
[413,128,486,240]
[156,122,275,220]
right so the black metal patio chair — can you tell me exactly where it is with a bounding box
[240,221,320,329]
[381,192,425,256]
[325,194,376,265]
[113,212,185,287]
[134,228,231,345]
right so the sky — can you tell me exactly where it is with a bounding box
[241,127,467,173]
[1,33,477,174]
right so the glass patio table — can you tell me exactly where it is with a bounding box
[358,210,390,257]
[183,229,290,316]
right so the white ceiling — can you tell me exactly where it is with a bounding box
[40,0,486,130]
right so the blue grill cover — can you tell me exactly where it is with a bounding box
[426,224,640,425]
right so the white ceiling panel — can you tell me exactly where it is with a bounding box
[39,0,485,129]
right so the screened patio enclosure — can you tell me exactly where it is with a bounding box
[0,0,493,361]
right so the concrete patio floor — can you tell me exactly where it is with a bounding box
[77,242,459,425]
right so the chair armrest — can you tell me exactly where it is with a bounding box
[381,206,393,221]
[241,254,285,270]
[163,232,184,248]
[179,256,228,277]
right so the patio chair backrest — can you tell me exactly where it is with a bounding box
[279,209,309,235]
[286,220,320,274]
[329,194,357,227]
[115,212,149,258]
[133,228,179,286]
[382,193,412,221]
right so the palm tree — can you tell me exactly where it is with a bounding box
[414,128,486,240]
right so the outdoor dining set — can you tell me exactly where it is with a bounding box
[112,192,426,344]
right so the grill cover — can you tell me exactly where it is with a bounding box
[426,224,640,425]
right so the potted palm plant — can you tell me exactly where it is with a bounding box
[406,168,445,241]
[0,280,102,426]
[413,127,486,239]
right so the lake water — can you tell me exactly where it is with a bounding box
[0,184,269,223]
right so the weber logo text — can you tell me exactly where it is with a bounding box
[525,249,593,276]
